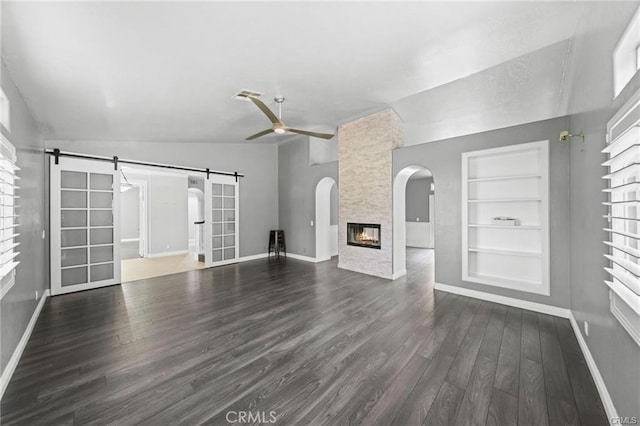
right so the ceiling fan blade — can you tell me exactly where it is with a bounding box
[286,128,335,139]
[246,128,275,140]
[247,96,281,125]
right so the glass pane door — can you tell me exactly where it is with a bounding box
[51,157,120,295]
[205,176,239,267]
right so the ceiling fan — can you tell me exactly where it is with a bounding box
[244,96,334,141]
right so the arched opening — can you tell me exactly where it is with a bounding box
[315,177,337,262]
[393,165,434,281]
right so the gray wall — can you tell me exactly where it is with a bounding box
[0,62,48,373]
[278,137,338,258]
[148,175,188,255]
[45,140,279,257]
[120,186,140,240]
[406,177,432,222]
[393,116,571,308]
[565,2,640,417]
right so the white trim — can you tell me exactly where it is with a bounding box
[145,249,189,258]
[120,238,140,243]
[286,253,319,263]
[0,289,49,400]
[0,272,16,300]
[393,165,432,278]
[434,282,570,318]
[609,291,640,347]
[238,252,269,262]
[392,269,407,280]
[315,177,337,262]
[568,312,618,420]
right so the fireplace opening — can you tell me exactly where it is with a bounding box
[347,223,381,249]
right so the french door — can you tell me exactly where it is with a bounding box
[50,157,121,295]
[204,175,239,267]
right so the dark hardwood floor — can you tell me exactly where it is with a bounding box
[1,249,607,425]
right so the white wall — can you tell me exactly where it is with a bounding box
[148,174,188,255]
[120,186,140,240]
[406,222,430,248]
[330,224,338,256]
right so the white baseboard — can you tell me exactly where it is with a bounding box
[434,283,571,318]
[568,313,618,420]
[238,253,269,262]
[145,250,189,259]
[285,253,318,263]
[392,270,407,280]
[120,238,140,243]
[0,289,50,400]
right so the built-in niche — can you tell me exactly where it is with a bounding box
[347,223,381,249]
[462,140,550,295]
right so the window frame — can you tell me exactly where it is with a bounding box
[603,87,640,347]
[0,133,20,300]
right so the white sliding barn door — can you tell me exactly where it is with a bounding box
[204,175,239,268]
[50,157,121,295]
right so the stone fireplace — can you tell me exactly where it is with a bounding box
[338,108,403,279]
[347,223,381,249]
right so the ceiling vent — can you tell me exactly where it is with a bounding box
[234,89,263,101]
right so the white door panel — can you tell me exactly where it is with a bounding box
[50,157,121,295]
[204,175,239,268]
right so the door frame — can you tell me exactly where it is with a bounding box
[128,179,148,258]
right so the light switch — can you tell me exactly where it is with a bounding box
[310,220,314,227]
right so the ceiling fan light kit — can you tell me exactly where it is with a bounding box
[243,94,335,141]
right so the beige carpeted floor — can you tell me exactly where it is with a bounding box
[121,253,206,283]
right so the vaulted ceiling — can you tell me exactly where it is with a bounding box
[0,2,624,145]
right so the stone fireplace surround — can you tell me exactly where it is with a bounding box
[337,109,403,279]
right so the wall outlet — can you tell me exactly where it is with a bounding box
[584,321,589,337]
[42,230,46,239]
[35,290,38,300]
[416,217,420,222]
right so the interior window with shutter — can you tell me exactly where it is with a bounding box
[604,89,640,347]
[0,134,19,299]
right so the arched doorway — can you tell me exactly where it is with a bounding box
[393,165,434,279]
[315,177,337,262]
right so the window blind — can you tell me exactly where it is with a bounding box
[604,92,640,345]
[0,135,19,283]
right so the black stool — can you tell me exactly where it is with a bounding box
[268,230,286,259]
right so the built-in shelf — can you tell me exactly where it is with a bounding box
[468,247,541,257]
[468,224,541,229]
[462,140,550,296]
[468,198,541,203]
[467,174,542,183]
[465,272,542,289]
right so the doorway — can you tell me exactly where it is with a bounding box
[393,165,435,281]
[119,167,206,282]
[119,176,147,260]
[315,177,338,262]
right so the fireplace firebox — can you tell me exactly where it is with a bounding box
[347,223,381,249]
